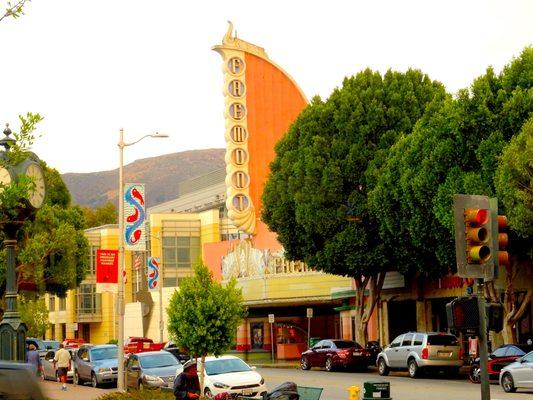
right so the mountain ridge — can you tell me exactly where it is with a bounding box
[62,148,225,209]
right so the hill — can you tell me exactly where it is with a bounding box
[62,148,225,209]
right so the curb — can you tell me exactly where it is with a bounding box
[251,363,300,369]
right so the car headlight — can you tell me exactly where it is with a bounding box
[260,378,264,385]
[213,382,230,389]
[144,375,162,382]
[97,368,112,373]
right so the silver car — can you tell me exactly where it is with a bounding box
[42,349,74,382]
[499,350,533,392]
[73,344,118,388]
[377,332,462,378]
[126,351,180,390]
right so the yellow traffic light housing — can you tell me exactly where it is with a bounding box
[464,208,492,264]
[496,215,509,267]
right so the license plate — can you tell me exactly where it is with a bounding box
[353,351,361,356]
[242,390,253,396]
[438,351,451,357]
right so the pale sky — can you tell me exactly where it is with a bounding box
[1,0,532,174]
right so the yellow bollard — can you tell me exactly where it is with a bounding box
[348,385,360,400]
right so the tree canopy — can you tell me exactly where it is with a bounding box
[80,202,117,229]
[369,47,533,277]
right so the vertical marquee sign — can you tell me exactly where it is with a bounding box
[96,249,119,293]
[212,22,308,236]
[123,183,146,251]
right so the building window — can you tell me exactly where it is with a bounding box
[58,297,67,311]
[76,284,101,315]
[89,246,99,275]
[161,220,201,287]
[49,296,55,312]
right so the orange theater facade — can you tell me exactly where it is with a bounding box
[204,24,378,360]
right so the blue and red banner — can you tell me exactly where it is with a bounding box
[147,256,160,291]
[124,183,146,251]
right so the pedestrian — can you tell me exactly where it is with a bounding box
[53,343,71,391]
[26,344,43,379]
[173,359,200,400]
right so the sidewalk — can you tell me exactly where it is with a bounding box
[39,380,112,400]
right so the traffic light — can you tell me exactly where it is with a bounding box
[446,297,479,331]
[453,195,494,280]
[464,208,492,264]
[446,298,504,333]
[496,215,510,267]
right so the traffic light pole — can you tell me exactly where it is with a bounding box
[477,279,491,400]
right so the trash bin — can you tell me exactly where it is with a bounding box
[363,381,391,400]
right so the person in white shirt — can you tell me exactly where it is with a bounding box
[53,343,72,391]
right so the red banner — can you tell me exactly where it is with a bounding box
[96,250,118,292]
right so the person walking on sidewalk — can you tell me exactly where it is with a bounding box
[26,344,43,378]
[53,343,71,391]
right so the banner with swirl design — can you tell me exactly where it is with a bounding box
[147,256,160,291]
[124,183,146,251]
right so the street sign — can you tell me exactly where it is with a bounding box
[306,308,313,318]
[268,314,275,323]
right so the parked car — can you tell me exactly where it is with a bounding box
[0,361,45,400]
[175,355,267,398]
[163,341,191,364]
[42,349,75,382]
[469,343,533,383]
[124,337,165,354]
[365,341,382,366]
[499,350,533,393]
[376,332,463,378]
[126,350,180,390]
[26,337,48,359]
[62,338,86,349]
[73,344,118,388]
[43,340,60,350]
[300,339,371,371]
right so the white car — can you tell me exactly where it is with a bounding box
[176,355,267,398]
[499,350,533,393]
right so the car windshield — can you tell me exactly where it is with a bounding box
[91,347,117,361]
[205,358,251,375]
[333,340,361,349]
[140,354,178,369]
[44,341,60,349]
[427,335,457,346]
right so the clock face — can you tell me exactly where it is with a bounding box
[25,163,46,208]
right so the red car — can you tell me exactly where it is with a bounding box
[469,344,533,382]
[300,339,370,371]
[62,338,86,349]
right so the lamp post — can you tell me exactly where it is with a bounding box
[117,128,168,392]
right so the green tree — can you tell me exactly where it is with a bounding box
[0,116,89,303]
[262,68,446,343]
[167,263,246,396]
[80,202,117,229]
[370,48,533,343]
[18,295,49,337]
[494,116,533,342]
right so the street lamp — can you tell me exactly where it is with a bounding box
[117,128,168,392]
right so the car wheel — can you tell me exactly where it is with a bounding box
[469,365,481,383]
[378,358,389,376]
[91,373,98,388]
[501,372,516,393]
[325,357,334,372]
[73,370,81,385]
[408,359,419,378]
[138,381,144,391]
[204,388,213,398]
[301,356,311,370]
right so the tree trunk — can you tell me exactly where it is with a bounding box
[199,355,205,397]
[353,273,386,346]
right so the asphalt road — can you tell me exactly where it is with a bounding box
[37,368,533,400]
[257,367,533,400]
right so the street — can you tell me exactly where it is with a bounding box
[37,367,533,400]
